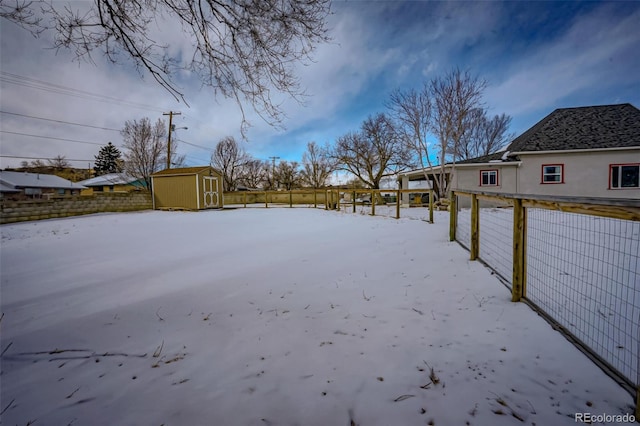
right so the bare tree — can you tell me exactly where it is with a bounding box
[122,117,166,190]
[333,113,414,189]
[387,85,441,193]
[47,155,70,170]
[447,110,512,160]
[300,141,335,188]
[238,159,265,189]
[275,160,300,190]
[2,0,331,135]
[261,160,277,190]
[430,68,487,197]
[211,136,249,191]
[0,0,41,31]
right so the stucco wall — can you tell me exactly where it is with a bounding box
[453,164,519,194]
[0,192,152,224]
[451,149,639,200]
[517,150,639,199]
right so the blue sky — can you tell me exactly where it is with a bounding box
[1,1,639,171]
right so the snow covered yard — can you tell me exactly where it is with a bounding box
[0,208,635,425]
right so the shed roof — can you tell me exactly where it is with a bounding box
[0,170,86,190]
[152,166,215,177]
[506,103,640,153]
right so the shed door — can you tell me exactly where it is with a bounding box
[203,176,219,208]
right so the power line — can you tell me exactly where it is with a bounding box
[0,71,166,113]
[0,110,121,132]
[0,155,94,163]
[0,130,118,147]
[174,138,213,152]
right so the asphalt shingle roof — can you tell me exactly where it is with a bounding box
[506,103,640,153]
[152,166,213,176]
[456,151,517,165]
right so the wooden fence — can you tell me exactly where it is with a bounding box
[224,188,436,221]
[450,190,640,417]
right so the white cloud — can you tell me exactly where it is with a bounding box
[485,4,640,118]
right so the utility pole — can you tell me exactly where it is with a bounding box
[163,111,181,169]
[269,156,280,190]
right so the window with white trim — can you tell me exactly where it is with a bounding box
[480,170,498,186]
[542,164,563,183]
[610,164,639,189]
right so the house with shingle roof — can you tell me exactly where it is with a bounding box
[0,170,86,199]
[400,103,640,200]
[77,173,146,195]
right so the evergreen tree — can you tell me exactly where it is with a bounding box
[94,142,123,176]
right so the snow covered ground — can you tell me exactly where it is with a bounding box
[0,208,635,425]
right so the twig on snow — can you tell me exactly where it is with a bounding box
[473,293,486,307]
[47,351,148,361]
[1,398,15,415]
[65,387,80,399]
[393,394,415,402]
[153,340,164,358]
[19,349,90,355]
[423,361,440,385]
[1,341,13,356]
[362,290,372,301]
[412,308,424,316]
[156,307,165,321]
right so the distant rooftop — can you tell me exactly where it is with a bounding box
[0,170,86,190]
[78,173,139,187]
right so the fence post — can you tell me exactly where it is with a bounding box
[396,189,400,219]
[336,190,340,211]
[265,191,268,208]
[470,194,479,260]
[636,388,639,423]
[429,190,434,224]
[371,190,375,216]
[353,190,356,213]
[511,198,526,302]
[449,192,457,242]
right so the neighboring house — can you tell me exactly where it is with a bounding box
[78,173,146,195]
[400,103,640,200]
[0,170,86,200]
